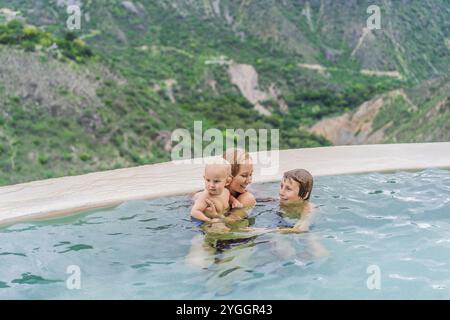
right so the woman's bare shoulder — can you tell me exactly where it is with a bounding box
[237,191,256,207]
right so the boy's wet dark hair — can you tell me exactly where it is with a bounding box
[283,169,313,200]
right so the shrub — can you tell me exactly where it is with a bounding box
[38,154,49,165]
[0,21,94,63]
[79,153,92,162]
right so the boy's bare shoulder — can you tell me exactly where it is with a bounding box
[192,191,209,206]
[305,201,314,212]
[193,190,205,201]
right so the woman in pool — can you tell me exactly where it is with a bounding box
[186,148,257,267]
[223,148,256,208]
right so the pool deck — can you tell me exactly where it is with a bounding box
[1,142,449,225]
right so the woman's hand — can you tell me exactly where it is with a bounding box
[231,198,244,209]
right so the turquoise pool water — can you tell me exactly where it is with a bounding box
[1,169,449,299]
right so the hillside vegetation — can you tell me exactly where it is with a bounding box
[0,0,448,185]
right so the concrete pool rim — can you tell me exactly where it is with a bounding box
[1,142,449,226]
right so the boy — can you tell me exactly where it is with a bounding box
[277,169,314,233]
[190,159,232,224]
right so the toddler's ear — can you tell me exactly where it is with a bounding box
[226,176,232,186]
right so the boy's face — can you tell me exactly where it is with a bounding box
[204,165,231,196]
[279,178,302,203]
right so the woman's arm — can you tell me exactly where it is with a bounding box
[223,193,255,224]
[229,194,244,208]
[223,207,248,224]
[237,192,256,207]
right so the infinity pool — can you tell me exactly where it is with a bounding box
[1,169,449,299]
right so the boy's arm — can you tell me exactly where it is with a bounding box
[204,199,222,219]
[292,202,315,232]
[191,199,214,222]
[276,202,315,233]
[275,202,315,234]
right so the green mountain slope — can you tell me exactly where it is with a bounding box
[0,0,448,185]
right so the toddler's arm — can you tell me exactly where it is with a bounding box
[191,198,219,223]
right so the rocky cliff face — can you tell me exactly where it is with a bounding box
[310,79,450,145]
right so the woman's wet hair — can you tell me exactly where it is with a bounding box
[222,148,252,177]
[283,169,313,200]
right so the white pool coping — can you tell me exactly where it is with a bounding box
[0,142,449,225]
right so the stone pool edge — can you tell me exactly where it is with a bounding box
[1,142,449,226]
